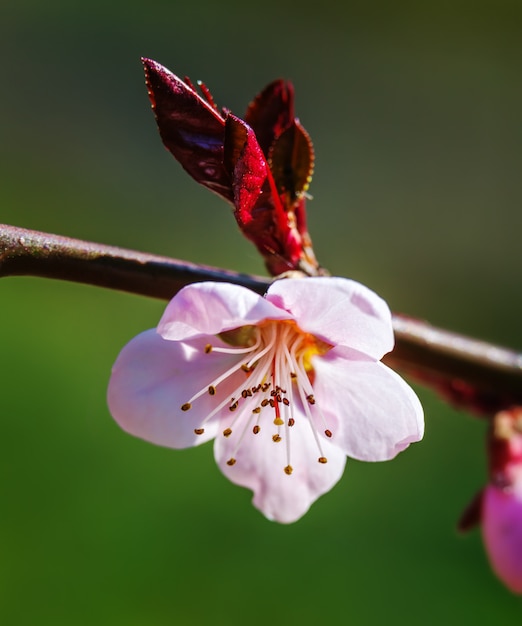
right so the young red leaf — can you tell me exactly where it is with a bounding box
[142,57,232,201]
[244,79,295,158]
[142,59,323,276]
[269,119,314,207]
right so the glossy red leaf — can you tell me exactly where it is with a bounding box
[244,79,294,158]
[142,58,232,201]
[269,119,314,207]
[224,115,302,274]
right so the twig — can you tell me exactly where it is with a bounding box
[2,224,521,415]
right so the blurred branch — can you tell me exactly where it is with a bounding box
[1,223,521,414]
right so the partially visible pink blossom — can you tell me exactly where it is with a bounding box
[108,277,424,523]
[482,408,522,593]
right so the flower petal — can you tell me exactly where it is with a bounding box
[214,408,346,523]
[158,282,292,341]
[312,347,424,461]
[266,277,394,360]
[482,484,522,594]
[108,330,248,448]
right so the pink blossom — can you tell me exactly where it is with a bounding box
[482,408,522,593]
[108,277,424,523]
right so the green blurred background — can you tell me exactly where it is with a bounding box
[1,1,521,623]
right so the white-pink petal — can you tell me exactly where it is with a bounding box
[158,281,291,341]
[312,347,424,461]
[108,330,247,449]
[266,277,394,360]
[214,409,346,523]
[482,485,522,594]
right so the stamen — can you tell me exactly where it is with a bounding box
[318,457,328,464]
[194,428,205,435]
[325,429,332,438]
[223,428,232,437]
[253,425,260,434]
[272,434,282,443]
[252,407,261,414]
[229,401,238,412]
[283,398,290,406]
[227,458,236,466]
[181,403,191,411]
[288,418,295,427]
[204,344,212,354]
[284,465,293,475]
[208,385,216,395]
[307,394,316,405]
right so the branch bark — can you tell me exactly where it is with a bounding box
[2,223,521,415]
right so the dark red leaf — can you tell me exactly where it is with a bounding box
[141,58,232,201]
[269,119,314,207]
[244,80,294,158]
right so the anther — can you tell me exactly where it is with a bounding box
[273,417,284,426]
[253,425,260,434]
[208,385,216,396]
[261,399,270,407]
[318,457,328,464]
[325,429,332,438]
[204,344,212,354]
[307,394,316,405]
[194,428,205,435]
[272,434,282,443]
[252,407,261,414]
[229,401,238,412]
[290,372,297,379]
[241,364,251,372]
[223,428,232,437]
[181,403,192,411]
[282,398,290,406]
[227,458,236,466]
[284,465,293,475]
[288,418,295,427]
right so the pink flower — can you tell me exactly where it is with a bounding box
[482,408,522,593]
[108,277,424,523]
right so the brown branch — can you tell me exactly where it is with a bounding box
[2,223,521,415]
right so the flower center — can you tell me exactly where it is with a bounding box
[181,320,333,475]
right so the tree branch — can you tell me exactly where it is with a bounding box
[2,223,521,415]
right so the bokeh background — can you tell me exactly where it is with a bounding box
[1,1,521,624]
